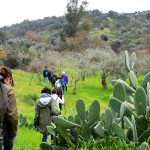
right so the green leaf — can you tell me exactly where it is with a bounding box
[94,121,104,137]
[76,99,86,121]
[88,100,100,126]
[113,82,126,102]
[129,70,138,89]
[134,86,147,115]
[141,72,150,89]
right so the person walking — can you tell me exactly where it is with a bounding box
[61,71,68,91]
[43,66,49,83]
[51,86,64,114]
[0,66,18,150]
[34,87,59,142]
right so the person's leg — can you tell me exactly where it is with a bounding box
[3,137,15,150]
[42,134,47,142]
[65,83,67,91]
[0,140,3,150]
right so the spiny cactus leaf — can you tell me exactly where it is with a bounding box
[109,97,122,113]
[53,116,81,129]
[57,126,68,139]
[125,50,130,72]
[120,103,125,119]
[94,121,104,137]
[88,100,100,126]
[47,126,55,136]
[138,127,150,143]
[124,103,136,118]
[136,115,148,137]
[104,107,112,130]
[123,116,132,129]
[40,142,53,150]
[130,52,136,70]
[124,101,135,111]
[134,86,147,115]
[126,95,134,103]
[68,115,75,123]
[146,106,150,123]
[131,115,138,143]
[113,82,126,102]
[76,99,86,121]
[75,114,81,125]
[112,79,135,94]
[147,82,150,106]
[141,72,150,89]
[129,70,138,89]
[112,123,126,140]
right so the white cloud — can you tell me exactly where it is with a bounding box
[0,0,149,27]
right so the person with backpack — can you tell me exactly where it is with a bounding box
[43,66,49,83]
[51,86,64,114]
[50,74,57,86]
[34,87,59,142]
[61,71,68,91]
[0,66,18,150]
[55,77,65,92]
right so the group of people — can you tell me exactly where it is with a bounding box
[43,66,68,92]
[34,67,69,143]
[0,65,69,149]
[0,66,18,150]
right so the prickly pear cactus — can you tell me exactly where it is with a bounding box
[88,100,100,126]
[76,99,86,121]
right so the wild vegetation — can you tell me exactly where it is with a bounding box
[0,0,150,149]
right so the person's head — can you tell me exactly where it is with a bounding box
[0,66,14,86]
[51,86,57,94]
[62,71,65,74]
[41,87,51,94]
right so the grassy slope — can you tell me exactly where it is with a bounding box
[12,69,112,150]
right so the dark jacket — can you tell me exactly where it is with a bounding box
[34,93,58,134]
[3,84,18,138]
[0,76,8,143]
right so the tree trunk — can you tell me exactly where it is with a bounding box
[101,70,107,89]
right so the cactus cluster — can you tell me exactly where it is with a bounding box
[40,51,150,149]
[108,51,150,144]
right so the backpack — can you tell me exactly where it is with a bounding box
[43,69,49,77]
[50,75,57,85]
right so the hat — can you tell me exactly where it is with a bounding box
[62,71,65,74]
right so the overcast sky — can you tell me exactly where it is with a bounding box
[0,0,150,27]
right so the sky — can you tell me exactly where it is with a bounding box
[0,0,150,27]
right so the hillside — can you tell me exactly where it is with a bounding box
[0,9,150,53]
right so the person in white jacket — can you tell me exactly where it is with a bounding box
[51,86,64,114]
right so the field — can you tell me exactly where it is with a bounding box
[12,69,113,150]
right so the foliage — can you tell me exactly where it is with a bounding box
[108,51,150,144]
[0,30,7,44]
[63,0,88,37]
